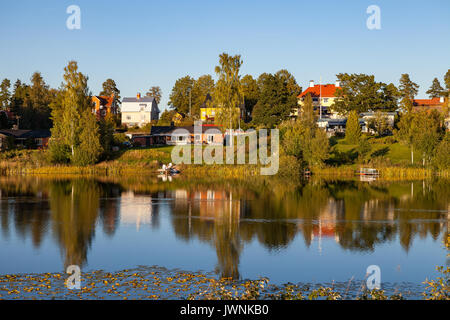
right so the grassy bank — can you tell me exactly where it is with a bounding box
[0,143,448,180]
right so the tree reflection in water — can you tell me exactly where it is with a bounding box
[0,176,448,279]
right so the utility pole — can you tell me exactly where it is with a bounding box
[319,76,322,120]
[188,88,192,118]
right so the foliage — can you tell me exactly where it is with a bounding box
[345,110,361,144]
[332,73,399,114]
[99,78,121,110]
[252,73,297,128]
[0,78,11,109]
[280,95,329,168]
[398,74,419,112]
[168,76,195,116]
[49,61,102,165]
[433,133,450,170]
[213,53,243,129]
[240,74,259,121]
[368,111,390,136]
[72,111,102,165]
[426,77,445,98]
[146,86,162,104]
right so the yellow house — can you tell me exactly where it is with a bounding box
[294,80,342,118]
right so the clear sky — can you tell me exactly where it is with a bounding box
[0,0,449,111]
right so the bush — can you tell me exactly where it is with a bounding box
[433,135,450,170]
[48,142,71,164]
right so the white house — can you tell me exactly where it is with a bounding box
[121,93,160,127]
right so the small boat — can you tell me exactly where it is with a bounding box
[157,163,180,176]
[358,168,379,176]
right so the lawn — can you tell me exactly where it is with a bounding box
[330,136,420,166]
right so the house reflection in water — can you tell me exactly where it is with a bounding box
[119,191,155,231]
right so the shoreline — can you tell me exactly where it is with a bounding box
[0,163,448,181]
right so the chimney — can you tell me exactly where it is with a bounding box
[309,80,315,88]
[335,80,340,87]
[137,93,141,99]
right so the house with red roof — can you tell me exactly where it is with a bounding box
[412,96,449,130]
[293,80,343,119]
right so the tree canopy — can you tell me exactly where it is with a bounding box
[332,73,399,114]
[426,78,445,98]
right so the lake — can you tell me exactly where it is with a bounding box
[0,175,448,296]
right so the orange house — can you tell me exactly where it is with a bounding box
[92,95,116,119]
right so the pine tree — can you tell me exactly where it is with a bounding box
[399,74,419,112]
[345,110,361,144]
[426,78,445,98]
[146,86,162,104]
[0,79,11,109]
[444,69,450,92]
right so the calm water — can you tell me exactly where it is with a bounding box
[0,176,448,290]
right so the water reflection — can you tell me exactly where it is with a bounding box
[0,176,448,279]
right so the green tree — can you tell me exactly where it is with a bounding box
[410,110,444,166]
[281,95,329,168]
[168,76,195,115]
[98,114,115,160]
[396,112,416,164]
[0,79,11,109]
[146,86,162,104]
[213,53,243,129]
[99,78,121,111]
[240,74,259,121]
[399,74,419,112]
[396,111,443,166]
[275,69,302,99]
[332,73,398,114]
[444,69,450,92]
[192,75,215,117]
[426,78,445,98]
[50,61,101,164]
[252,73,296,128]
[433,133,450,170]
[157,109,178,125]
[73,111,102,165]
[368,111,390,136]
[345,110,361,144]
[28,72,53,129]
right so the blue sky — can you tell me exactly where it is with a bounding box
[0,0,449,111]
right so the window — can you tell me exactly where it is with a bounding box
[207,135,214,143]
[323,98,329,103]
[126,116,131,120]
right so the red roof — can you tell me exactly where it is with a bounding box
[298,84,340,98]
[412,98,444,106]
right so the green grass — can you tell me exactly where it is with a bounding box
[331,136,421,166]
